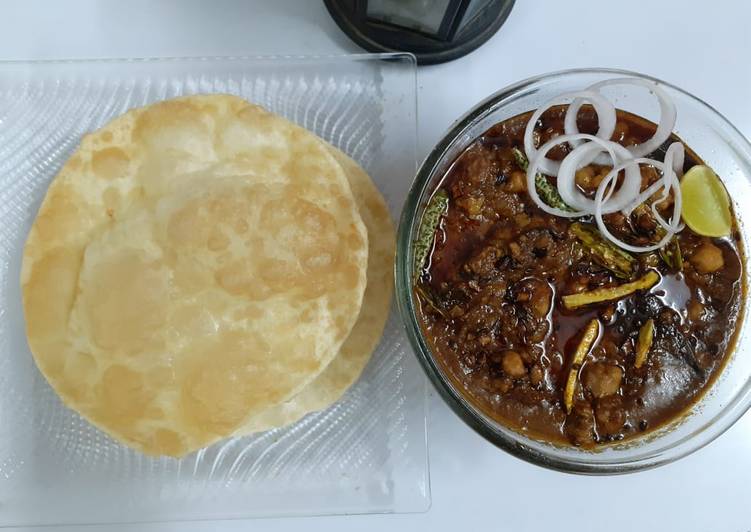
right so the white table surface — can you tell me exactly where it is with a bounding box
[2,1,751,531]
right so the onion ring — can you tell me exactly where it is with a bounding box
[622,142,685,219]
[525,133,594,217]
[556,139,641,213]
[524,90,617,176]
[566,78,676,159]
[666,141,685,177]
[523,81,684,253]
[652,142,684,232]
[594,159,681,252]
[622,168,668,216]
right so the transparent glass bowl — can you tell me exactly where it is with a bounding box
[396,68,751,474]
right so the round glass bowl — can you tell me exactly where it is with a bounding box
[395,68,751,474]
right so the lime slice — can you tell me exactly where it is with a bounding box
[680,165,732,237]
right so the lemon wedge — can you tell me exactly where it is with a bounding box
[680,165,732,237]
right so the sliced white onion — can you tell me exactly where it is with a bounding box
[653,142,685,232]
[525,133,593,218]
[651,197,673,232]
[521,80,684,254]
[594,159,681,253]
[621,143,685,225]
[643,163,674,233]
[666,141,685,177]
[567,78,676,159]
[556,139,642,214]
[622,163,669,216]
[556,142,613,210]
[524,90,617,176]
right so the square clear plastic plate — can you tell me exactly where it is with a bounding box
[0,54,428,526]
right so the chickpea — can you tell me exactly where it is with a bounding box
[592,166,611,188]
[530,284,552,318]
[514,212,531,228]
[687,299,705,322]
[505,170,527,193]
[575,166,596,191]
[583,362,623,398]
[502,350,527,378]
[530,364,544,387]
[689,241,724,274]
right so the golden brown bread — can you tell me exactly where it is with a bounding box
[239,146,395,434]
[21,94,368,457]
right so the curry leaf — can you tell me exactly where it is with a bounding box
[512,148,574,212]
[414,189,449,279]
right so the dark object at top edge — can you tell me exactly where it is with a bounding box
[323,0,515,65]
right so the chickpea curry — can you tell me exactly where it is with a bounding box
[414,99,744,447]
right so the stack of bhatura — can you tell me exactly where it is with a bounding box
[21,95,395,457]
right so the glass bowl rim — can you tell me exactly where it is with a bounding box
[395,66,751,475]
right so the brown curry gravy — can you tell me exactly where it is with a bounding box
[416,106,745,447]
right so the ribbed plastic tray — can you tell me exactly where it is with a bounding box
[0,54,428,526]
